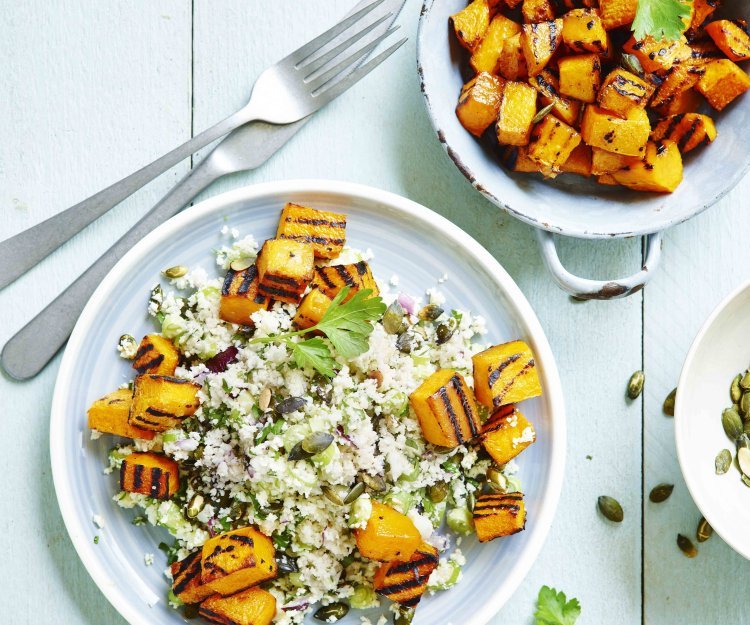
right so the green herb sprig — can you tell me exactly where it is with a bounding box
[250,287,386,377]
[534,586,581,625]
[632,0,692,42]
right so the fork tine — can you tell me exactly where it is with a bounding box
[286,0,387,68]
[299,12,393,77]
[312,37,407,102]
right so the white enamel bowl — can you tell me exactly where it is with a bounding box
[50,180,565,625]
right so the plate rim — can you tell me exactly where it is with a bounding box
[50,179,566,625]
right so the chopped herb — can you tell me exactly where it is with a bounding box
[534,585,581,625]
[93,535,100,544]
[632,0,692,42]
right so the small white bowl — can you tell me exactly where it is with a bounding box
[676,279,750,559]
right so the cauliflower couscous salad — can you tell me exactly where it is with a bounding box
[86,202,543,625]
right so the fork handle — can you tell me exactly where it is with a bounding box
[0,158,223,381]
[0,106,252,291]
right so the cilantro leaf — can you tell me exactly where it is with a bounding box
[632,0,692,42]
[292,337,338,378]
[534,586,581,625]
[315,287,387,358]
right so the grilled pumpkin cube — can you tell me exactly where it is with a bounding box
[560,143,593,176]
[501,146,546,173]
[312,260,379,302]
[355,502,422,561]
[410,369,482,448]
[612,140,684,192]
[456,72,505,137]
[522,0,555,23]
[219,265,270,326]
[622,36,692,73]
[528,70,581,126]
[199,587,276,625]
[687,0,720,37]
[527,115,582,176]
[472,340,542,409]
[598,0,638,30]
[597,69,655,118]
[581,105,651,156]
[132,334,180,375]
[562,9,609,54]
[498,33,529,80]
[276,203,346,260]
[481,405,536,466]
[451,0,490,52]
[657,87,703,117]
[373,542,439,608]
[697,58,750,111]
[706,19,750,62]
[120,451,179,500]
[292,288,333,330]
[129,374,201,432]
[171,551,214,604]
[201,527,277,595]
[649,64,705,115]
[558,54,602,103]
[470,14,522,74]
[256,238,314,304]
[590,147,635,175]
[87,388,155,440]
[687,40,724,66]
[651,113,717,153]
[496,81,538,145]
[473,492,527,542]
[521,20,563,76]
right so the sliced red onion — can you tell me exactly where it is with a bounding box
[398,292,416,315]
[282,599,311,611]
[205,346,239,373]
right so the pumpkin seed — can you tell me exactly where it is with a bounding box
[737,433,750,450]
[649,483,674,503]
[288,442,313,461]
[230,258,253,272]
[436,319,457,345]
[598,495,624,522]
[117,334,138,359]
[722,407,743,440]
[186,493,205,519]
[744,420,750,436]
[301,432,334,455]
[486,467,508,493]
[396,332,413,354]
[258,387,272,412]
[696,517,713,543]
[394,607,415,625]
[276,396,307,414]
[467,491,476,511]
[164,265,188,279]
[741,371,750,391]
[740,392,750,416]
[343,481,366,504]
[427,482,449,503]
[531,102,555,125]
[313,602,349,622]
[383,300,406,334]
[677,534,697,558]
[267,499,284,512]
[418,304,444,322]
[627,371,645,399]
[738,447,750,477]
[229,501,248,521]
[731,374,743,403]
[360,473,387,493]
[742,474,750,488]
[321,485,344,506]
[277,553,299,575]
[715,449,732,474]
[620,53,644,76]
[663,388,677,416]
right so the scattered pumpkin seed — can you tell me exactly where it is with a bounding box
[276,396,307,414]
[696,517,713,543]
[486,467,508,493]
[418,304,444,322]
[313,602,349,622]
[322,485,345,506]
[597,495,624,522]
[277,553,299,575]
[288,442,313,461]
[467,491,476,511]
[383,300,406,335]
[677,533,697,558]
[117,334,138,359]
[531,102,555,125]
[741,371,750,390]
[301,432,334,455]
[737,433,750,450]
[186,493,205,519]
[627,371,645,399]
[436,319,457,345]
[722,407,743,440]
[163,265,188,279]
[427,482,449,503]
[649,483,674,503]
[731,374,743,403]
[738,447,750,477]
[396,332,413,354]
[360,473,387,493]
[744,420,750,436]
[267,500,284,512]
[230,258,253,272]
[343,481,366,504]
[620,53,644,76]
[258,387,272,412]
[663,388,677,416]
[394,607,415,625]
[229,501,248,521]
[740,392,750,416]
[715,449,732,474]
[742,474,750,488]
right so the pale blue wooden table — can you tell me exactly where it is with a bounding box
[2,1,749,623]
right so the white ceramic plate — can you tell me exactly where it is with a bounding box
[51,180,565,624]
[676,278,750,560]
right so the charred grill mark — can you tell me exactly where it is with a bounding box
[355,260,368,276]
[228,534,255,547]
[237,266,257,295]
[316,268,338,290]
[149,467,164,497]
[134,343,153,361]
[533,73,557,98]
[146,407,175,418]
[135,354,164,373]
[258,284,299,300]
[172,552,202,595]
[679,118,700,151]
[613,75,646,100]
[548,20,557,52]
[377,576,424,596]
[281,233,345,246]
[401,596,422,607]
[158,375,191,384]
[132,464,144,489]
[488,353,521,387]
[132,415,161,427]
[663,113,686,139]
[290,217,346,228]
[388,555,438,575]
[221,269,236,296]
[198,606,236,625]
[334,265,356,287]
[451,375,478,438]
[437,386,463,443]
[473,504,522,516]
[493,359,535,406]
[264,273,300,287]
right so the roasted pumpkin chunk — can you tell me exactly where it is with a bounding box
[562,9,609,54]
[622,36,691,73]
[373,542,439,608]
[87,388,155,440]
[560,143,593,177]
[355,502,422,562]
[597,69,654,118]
[132,334,180,375]
[581,105,651,156]
[687,40,724,66]
[528,70,581,126]
[472,340,542,408]
[171,551,214,604]
[687,0,720,37]
[312,260,379,302]
[481,404,536,466]
[558,54,602,103]
[657,87,703,117]
[410,369,482,448]
[470,14,521,74]
[276,203,347,260]
[120,451,179,500]
[651,113,717,153]
[521,20,563,76]
[590,147,635,175]
[129,374,201,432]
[473,492,527,542]
[649,64,705,115]
[706,19,750,62]
[456,72,504,137]
[522,0,555,23]
[201,527,277,596]
[451,0,490,52]
[527,115,582,177]
[292,288,332,330]
[199,587,276,625]
[497,33,529,81]
[219,265,270,326]
[496,81,538,145]
[598,0,638,30]
[697,58,750,111]
[612,140,684,192]
[256,238,314,304]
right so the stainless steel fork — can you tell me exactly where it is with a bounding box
[0,0,405,291]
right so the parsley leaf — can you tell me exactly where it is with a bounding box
[292,337,338,378]
[534,586,581,625]
[632,0,692,42]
